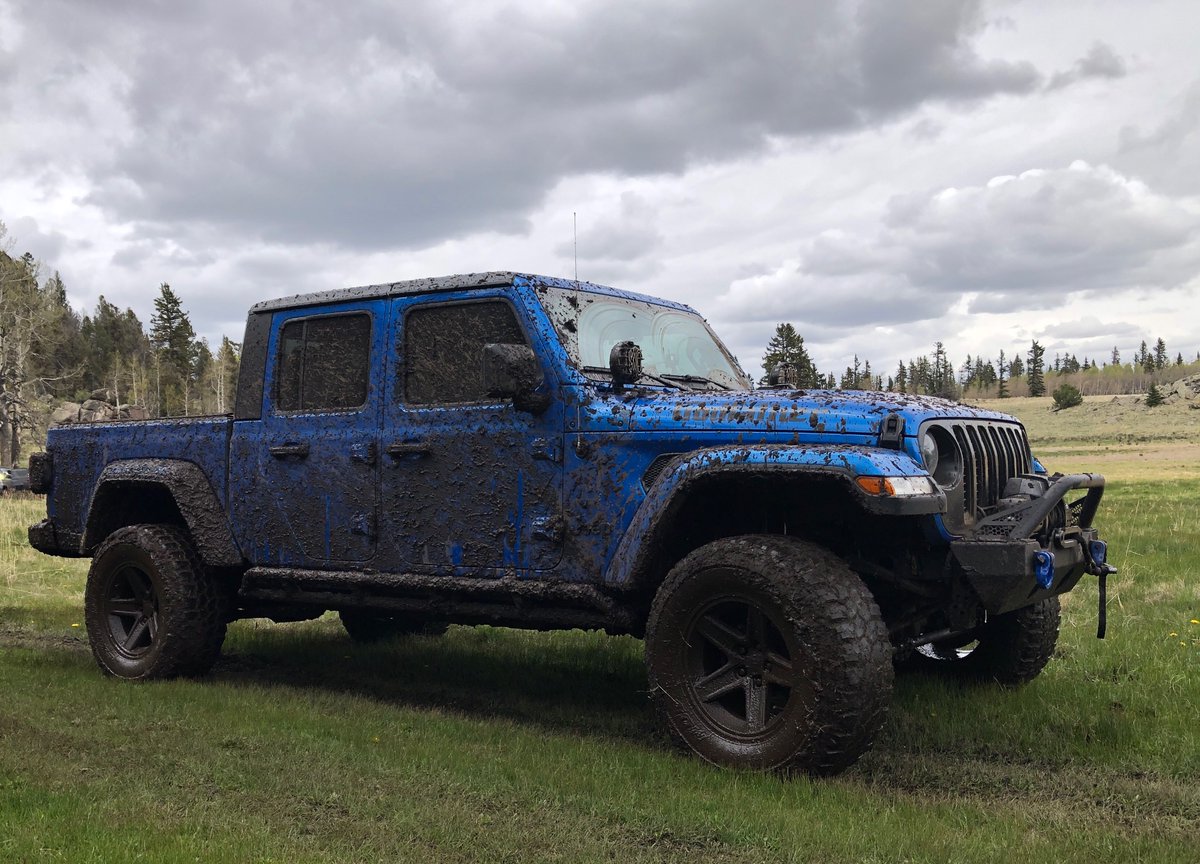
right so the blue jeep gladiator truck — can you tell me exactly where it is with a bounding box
[28,272,1115,775]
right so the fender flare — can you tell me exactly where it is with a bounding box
[603,444,944,590]
[84,458,242,566]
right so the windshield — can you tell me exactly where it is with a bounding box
[537,287,752,390]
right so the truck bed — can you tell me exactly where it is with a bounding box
[42,415,233,554]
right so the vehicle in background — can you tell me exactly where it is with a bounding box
[1,467,30,494]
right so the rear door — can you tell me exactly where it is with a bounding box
[230,301,383,567]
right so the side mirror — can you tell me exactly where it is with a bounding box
[481,343,549,414]
[609,341,643,391]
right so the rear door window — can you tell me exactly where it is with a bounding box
[275,313,371,411]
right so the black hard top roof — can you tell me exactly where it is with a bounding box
[248,271,522,313]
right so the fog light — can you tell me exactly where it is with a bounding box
[1089,540,1108,565]
[1034,550,1054,589]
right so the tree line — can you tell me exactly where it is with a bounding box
[760,322,1199,401]
[1,222,240,465]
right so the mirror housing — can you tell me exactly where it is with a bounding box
[609,341,643,391]
[482,343,549,414]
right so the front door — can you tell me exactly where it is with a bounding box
[378,293,562,573]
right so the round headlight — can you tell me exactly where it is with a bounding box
[922,426,961,488]
[920,432,939,475]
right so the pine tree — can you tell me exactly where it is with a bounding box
[762,323,817,387]
[996,350,1009,398]
[149,283,197,416]
[895,361,907,394]
[1027,341,1046,397]
[1145,383,1165,407]
[928,342,958,399]
[1154,338,1168,370]
[81,296,152,402]
[1111,346,1120,367]
[1137,340,1154,375]
[30,271,84,399]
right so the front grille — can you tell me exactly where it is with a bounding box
[936,421,1032,527]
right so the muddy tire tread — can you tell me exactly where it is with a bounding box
[969,597,1061,685]
[85,524,227,679]
[645,534,893,776]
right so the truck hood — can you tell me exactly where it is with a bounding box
[620,389,1020,437]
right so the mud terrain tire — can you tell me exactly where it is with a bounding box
[645,535,893,776]
[915,597,1061,685]
[84,524,228,679]
[339,611,448,643]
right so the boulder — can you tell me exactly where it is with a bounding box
[1164,374,1200,404]
[50,402,81,426]
[78,400,118,422]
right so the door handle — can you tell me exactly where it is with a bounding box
[386,442,431,458]
[269,442,310,459]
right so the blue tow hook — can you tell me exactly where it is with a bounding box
[1033,550,1054,589]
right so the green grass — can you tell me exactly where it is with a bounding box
[2,418,1199,863]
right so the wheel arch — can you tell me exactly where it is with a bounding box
[83,459,242,567]
[606,446,943,610]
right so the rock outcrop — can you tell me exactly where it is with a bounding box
[51,395,150,426]
[1163,374,1200,406]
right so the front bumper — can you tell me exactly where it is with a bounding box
[949,473,1113,616]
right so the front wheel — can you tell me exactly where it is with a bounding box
[913,597,1061,685]
[645,535,893,776]
[84,524,228,679]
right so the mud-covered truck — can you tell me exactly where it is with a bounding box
[28,272,1116,775]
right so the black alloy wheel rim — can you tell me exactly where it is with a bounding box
[683,592,806,738]
[104,563,160,658]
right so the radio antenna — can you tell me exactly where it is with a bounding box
[573,211,578,283]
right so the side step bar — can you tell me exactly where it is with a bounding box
[238,567,640,635]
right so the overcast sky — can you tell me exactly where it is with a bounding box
[2,0,1198,380]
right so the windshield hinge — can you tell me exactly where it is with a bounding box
[878,413,905,449]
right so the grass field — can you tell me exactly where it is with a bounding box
[2,398,1197,862]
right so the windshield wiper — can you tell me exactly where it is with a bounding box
[660,373,730,390]
[580,366,682,389]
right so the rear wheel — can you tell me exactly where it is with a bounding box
[84,524,228,679]
[645,535,893,776]
[339,610,448,643]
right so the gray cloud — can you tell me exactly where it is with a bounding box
[1117,80,1200,194]
[1034,316,1142,341]
[3,0,1051,253]
[1046,41,1127,90]
[712,162,1200,332]
[4,216,67,266]
[555,193,663,266]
